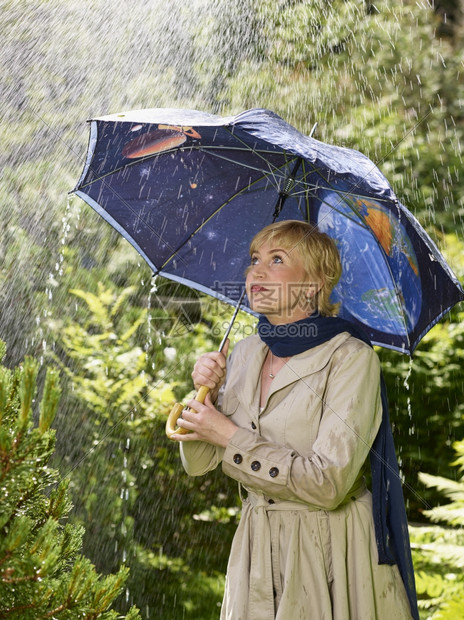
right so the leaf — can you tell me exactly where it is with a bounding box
[70,288,111,328]
[110,286,136,318]
[433,595,464,620]
[121,311,147,342]
[423,505,464,528]
[418,472,464,498]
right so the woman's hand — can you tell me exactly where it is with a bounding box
[191,339,229,402]
[170,392,238,448]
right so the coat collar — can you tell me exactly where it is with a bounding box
[233,332,352,413]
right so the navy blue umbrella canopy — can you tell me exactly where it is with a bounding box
[73,107,463,354]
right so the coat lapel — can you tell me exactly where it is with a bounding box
[233,332,352,413]
[234,338,266,413]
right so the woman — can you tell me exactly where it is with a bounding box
[170,220,417,619]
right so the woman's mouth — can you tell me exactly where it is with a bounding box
[250,285,268,293]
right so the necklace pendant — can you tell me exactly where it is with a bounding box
[268,350,275,378]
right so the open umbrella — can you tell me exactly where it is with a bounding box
[72,107,463,355]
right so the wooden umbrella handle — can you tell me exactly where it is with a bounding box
[165,385,210,439]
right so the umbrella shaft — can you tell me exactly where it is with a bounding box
[218,288,247,352]
[273,156,303,220]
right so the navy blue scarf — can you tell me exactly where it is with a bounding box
[258,314,418,620]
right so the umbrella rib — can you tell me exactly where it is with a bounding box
[197,148,393,206]
[305,158,388,211]
[294,162,392,204]
[158,166,289,271]
[196,148,287,189]
[197,124,303,193]
[222,126,294,171]
[218,126,396,205]
[79,142,393,207]
[221,126,314,195]
[211,152,392,205]
[287,182,393,206]
[300,160,385,231]
[303,160,311,222]
[76,145,290,189]
[305,188,372,228]
[272,157,304,220]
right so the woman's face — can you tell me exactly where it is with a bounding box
[246,240,319,324]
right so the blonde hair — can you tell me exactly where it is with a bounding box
[248,220,342,317]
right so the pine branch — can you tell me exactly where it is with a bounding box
[0,347,140,619]
[18,358,38,429]
[1,572,41,584]
[0,602,37,616]
[39,369,61,433]
[42,601,70,618]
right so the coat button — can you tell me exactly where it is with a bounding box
[268,499,275,504]
[251,421,256,430]
[251,460,261,471]
[269,467,279,478]
[233,454,243,464]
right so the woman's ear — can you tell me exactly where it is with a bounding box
[305,279,323,300]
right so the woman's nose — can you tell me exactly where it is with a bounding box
[251,263,266,278]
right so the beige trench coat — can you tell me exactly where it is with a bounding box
[180,332,412,619]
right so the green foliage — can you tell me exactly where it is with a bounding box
[421,439,464,530]
[412,526,464,618]
[0,343,140,619]
[410,440,464,618]
[56,284,174,420]
[49,283,174,574]
[48,277,242,617]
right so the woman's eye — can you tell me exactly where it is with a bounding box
[250,254,283,265]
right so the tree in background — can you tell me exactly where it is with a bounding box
[209,0,464,232]
[0,340,140,619]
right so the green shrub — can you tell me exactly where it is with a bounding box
[0,341,140,619]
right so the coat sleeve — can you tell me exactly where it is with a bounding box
[222,341,383,509]
[180,440,224,476]
[179,380,227,475]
